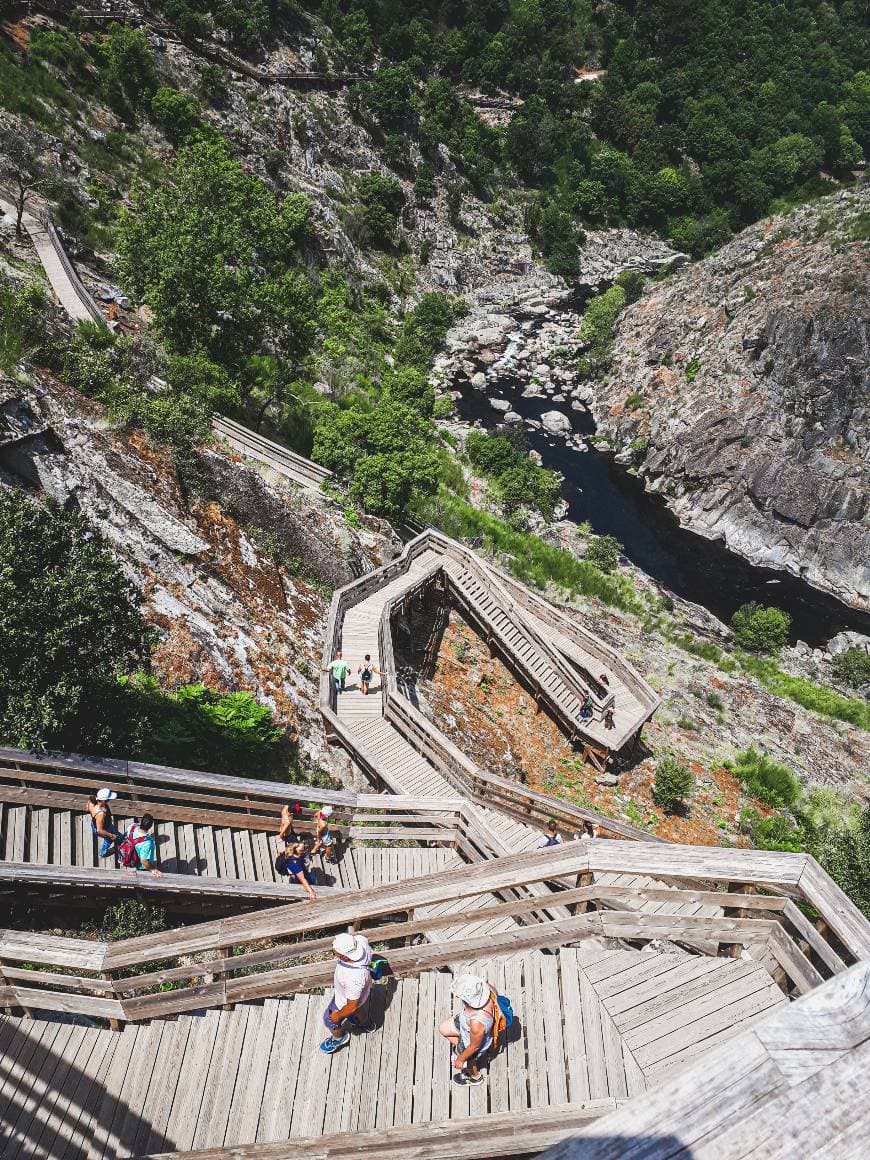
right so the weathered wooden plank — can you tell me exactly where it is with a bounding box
[256,997,309,1143]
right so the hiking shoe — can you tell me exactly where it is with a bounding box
[465,1069,485,1085]
[319,1033,350,1054]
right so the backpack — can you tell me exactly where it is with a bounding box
[369,955,392,982]
[116,826,148,869]
[490,991,514,1052]
[274,851,290,876]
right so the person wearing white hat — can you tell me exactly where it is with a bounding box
[438,974,495,1085]
[87,788,120,857]
[311,804,337,863]
[320,931,373,1054]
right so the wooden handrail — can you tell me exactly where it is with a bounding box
[1,841,866,1022]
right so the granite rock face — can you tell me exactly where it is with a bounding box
[595,188,870,612]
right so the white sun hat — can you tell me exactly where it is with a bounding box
[321,805,334,817]
[333,932,367,961]
[452,974,490,1009]
[96,788,118,801]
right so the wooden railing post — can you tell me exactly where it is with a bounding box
[0,958,25,1018]
[101,972,123,1032]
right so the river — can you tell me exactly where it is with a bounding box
[454,370,870,650]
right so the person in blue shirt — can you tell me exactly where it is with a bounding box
[124,814,163,877]
[283,840,317,901]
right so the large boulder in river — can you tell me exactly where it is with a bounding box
[541,410,572,436]
[593,187,870,612]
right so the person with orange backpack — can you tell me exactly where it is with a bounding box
[438,974,513,1085]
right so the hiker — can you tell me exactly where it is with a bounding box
[118,814,163,877]
[277,840,317,901]
[580,693,594,720]
[603,706,615,730]
[536,819,563,849]
[357,653,385,695]
[439,974,496,1085]
[320,932,373,1054]
[87,788,121,858]
[598,673,610,687]
[322,649,350,695]
[574,820,600,840]
[311,804,337,862]
[278,800,302,848]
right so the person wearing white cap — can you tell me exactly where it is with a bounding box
[311,804,337,863]
[319,931,373,1054]
[87,788,120,857]
[438,974,496,1085]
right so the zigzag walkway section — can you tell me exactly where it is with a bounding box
[0,946,786,1160]
[323,530,724,936]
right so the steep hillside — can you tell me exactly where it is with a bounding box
[595,189,870,611]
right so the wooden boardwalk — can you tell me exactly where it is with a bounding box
[0,947,785,1159]
[0,800,453,891]
[331,542,715,932]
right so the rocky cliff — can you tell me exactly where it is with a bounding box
[595,188,869,612]
[0,370,396,778]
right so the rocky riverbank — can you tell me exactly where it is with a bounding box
[594,187,870,613]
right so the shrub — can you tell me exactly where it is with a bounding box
[101,898,167,941]
[730,601,791,652]
[577,285,626,377]
[730,746,801,808]
[586,534,622,574]
[685,357,702,381]
[130,677,286,777]
[832,647,870,688]
[150,87,202,145]
[652,756,696,813]
[354,172,405,248]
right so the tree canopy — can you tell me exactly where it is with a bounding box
[0,488,151,751]
[118,137,315,370]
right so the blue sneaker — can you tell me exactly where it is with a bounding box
[319,1032,350,1054]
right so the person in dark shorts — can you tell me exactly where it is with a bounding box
[438,974,495,1085]
[357,653,386,695]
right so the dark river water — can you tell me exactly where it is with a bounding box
[455,375,870,649]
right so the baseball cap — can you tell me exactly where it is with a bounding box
[96,788,118,801]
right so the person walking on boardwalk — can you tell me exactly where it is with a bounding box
[311,804,337,863]
[322,649,350,695]
[439,974,496,1085]
[536,819,564,848]
[357,653,386,696]
[277,800,302,848]
[117,814,164,877]
[276,840,317,901]
[87,788,120,858]
[320,932,373,1054]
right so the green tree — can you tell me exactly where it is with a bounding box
[586,533,623,573]
[652,756,696,813]
[0,488,151,751]
[118,138,315,370]
[96,25,156,110]
[312,399,439,522]
[831,648,870,689]
[730,602,791,653]
[353,173,405,248]
[149,87,202,145]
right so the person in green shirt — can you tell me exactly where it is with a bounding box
[322,649,351,694]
